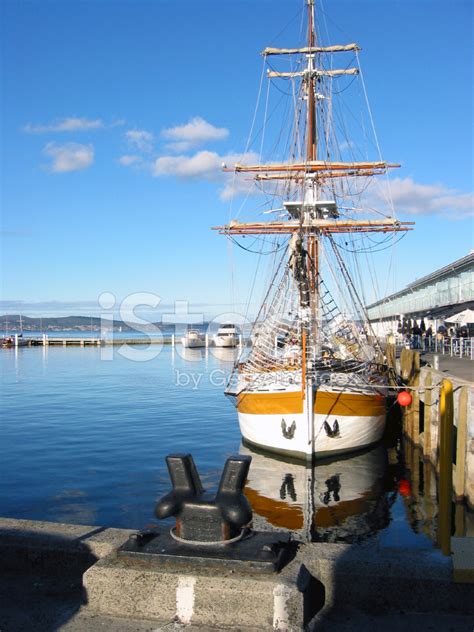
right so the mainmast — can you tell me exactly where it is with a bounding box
[304,0,320,397]
[304,0,318,366]
[306,0,316,163]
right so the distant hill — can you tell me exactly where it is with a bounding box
[0,315,210,332]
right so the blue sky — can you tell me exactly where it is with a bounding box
[1,0,472,320]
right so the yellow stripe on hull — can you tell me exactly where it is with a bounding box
[237,389,385,417]
[237,391,303,414]
[314,391,386,417]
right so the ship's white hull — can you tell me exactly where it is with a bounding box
[239,410,385,458]
[237,387,386,459]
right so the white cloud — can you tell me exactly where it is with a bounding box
[125,129,154,153]
[119,155,142,166]
[43,142,94,173]
[152,150,259,200]
[370,177,473,219]
[153,150,223,179]
[164,140,196,153]
[162,117,229,151]
[24,117,104,133]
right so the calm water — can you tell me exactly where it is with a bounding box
[1,343,470,547]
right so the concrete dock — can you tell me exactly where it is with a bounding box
[1,517,474,631]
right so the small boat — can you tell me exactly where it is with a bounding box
[2,334,29,348]
[181,329,206,348]
[2,315,29,347]
[213,324,239,348]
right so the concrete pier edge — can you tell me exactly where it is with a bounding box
[1,517,474,631]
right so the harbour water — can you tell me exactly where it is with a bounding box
[1,342,471,547]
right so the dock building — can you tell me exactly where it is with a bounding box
[366,252,474,337]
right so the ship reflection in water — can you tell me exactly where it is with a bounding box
[241,442,393,543]
[242,438,473,546]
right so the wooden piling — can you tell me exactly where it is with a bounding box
[402,350,421,444]
[411,352,421,446]
[454,386,469,502]
[400,349,413,435]
[423,372,432,460]
[400,348,412,381]
[385,343,396,370]
[438,379,454,556]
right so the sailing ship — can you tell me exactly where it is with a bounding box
[214,0,413,459]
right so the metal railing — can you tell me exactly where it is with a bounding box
[423,337,473,360]
[393,336,474,360]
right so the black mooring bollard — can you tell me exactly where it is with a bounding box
[155,453,252,543]
[118,452,294,573]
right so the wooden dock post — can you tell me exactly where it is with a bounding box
[385,342,396,370]
[423,372,432,460]
[411,352,421,446]
[438,378,454,556]
[454,386,469,502]
[400,349,412,436]
[400,348,412,381]
[401,350,421,444]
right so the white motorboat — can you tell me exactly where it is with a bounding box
[181,329,206,348]
[213,324,239,348]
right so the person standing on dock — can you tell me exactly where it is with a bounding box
[412,323,422,349]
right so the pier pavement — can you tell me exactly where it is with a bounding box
[1,518,473,631]
[422,352,473,383]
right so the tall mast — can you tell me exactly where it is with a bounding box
[305,0,317,463]
[305,0,318,350]
[306,0,316,162]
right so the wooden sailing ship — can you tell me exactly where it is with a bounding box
[214,0,413,460]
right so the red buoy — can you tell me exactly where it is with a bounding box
[399,479,411,496]
[397,390,412,407]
